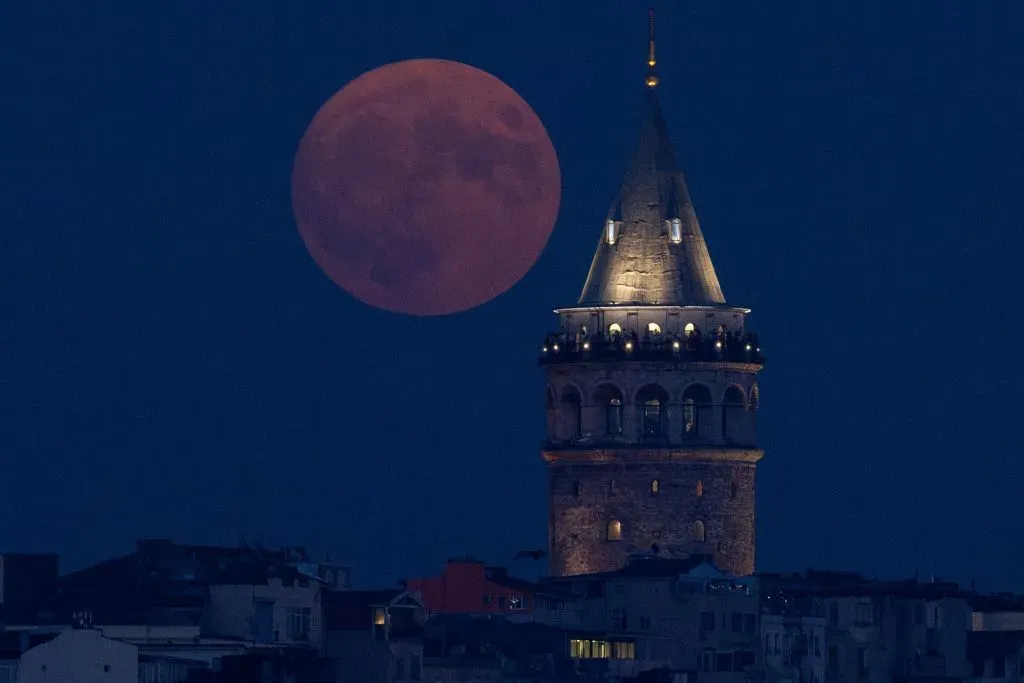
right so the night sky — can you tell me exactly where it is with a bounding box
[5,2,1024,590]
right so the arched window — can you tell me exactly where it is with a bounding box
[692,520,706,543]
[650,479,660,494]
[682,384,712,437]
[636,384,670,441]
[749,384,760,412]
[607,520,622,541]
[722,386,746,440]
[696,480,704,497]
[730,481,738,499]
[594,384,624,436]
[561,386,582,440]
[684,322,695,336]
[647,322,662,336]
[608,323,622,337]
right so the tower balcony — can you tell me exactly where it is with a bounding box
[539,333,764,367]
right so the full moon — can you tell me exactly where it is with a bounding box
[292,59,561,316]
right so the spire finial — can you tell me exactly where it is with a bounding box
[645,7,660,88]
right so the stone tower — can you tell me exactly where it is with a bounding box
[540,12,765,577]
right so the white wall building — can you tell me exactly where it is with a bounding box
[20,629,137,683]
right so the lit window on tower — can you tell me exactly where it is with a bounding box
[606,220,618,245]
[669,218,683,243]
[607,520,622,541]
[608,323,622,336]
[650,479,659,494]
[647,322,662,335]
[693,520,706,543]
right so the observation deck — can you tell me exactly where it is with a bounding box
[539,332,765,367]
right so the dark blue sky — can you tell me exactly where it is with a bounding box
[5,1,1023,590]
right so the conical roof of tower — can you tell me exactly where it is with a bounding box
[577,84,726,307]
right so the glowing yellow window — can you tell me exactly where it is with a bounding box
[607,520,622,541]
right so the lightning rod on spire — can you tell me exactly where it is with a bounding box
[646,7,660,88]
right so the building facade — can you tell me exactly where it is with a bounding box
[541,16,765,577]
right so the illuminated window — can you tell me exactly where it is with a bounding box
[669,218,683,243]
[696,480,704,497]
[749,384,760,412]
[608,323,622,336]
[607,520,622,541]
[613,642,637,660]
[650,479,659,494]
[693,520,706,543]
[606,220,618,245]
[647,322,662,335]
[684,322,696,336]
[373,607,386,626]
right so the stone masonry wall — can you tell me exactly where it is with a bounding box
[546,450,759,577]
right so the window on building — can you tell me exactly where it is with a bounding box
[669,218,683,243]
[828,646,838,668]
[609,608,627,630]
[637,384,669,440]
[730,481,738,499]
[685,322,696,336]
[717,652,733,672]
[606,220,618,245]
[497,596,508,608]
[972,658,985,678]
[613,642,636,660]
[683,384,712,436]
[696,479,704,497]
[731,612,743,634]
[595,384,624,436]
[700,611,716,631]
[828,602,839,626]
[572,481,580,498]
[855,603,876,625]
[607,520,622,541]
[608,323,622,336]
[509,596,524,610]
[735,651,756,669]
[722,386,745,440]
[287,606,312,641]
[647,322,662,335]
[744,613,756,634]
[561,386,582,440]
[693,520,706,543]
[639,616,651,631]
[650,479,659,494]
[856,647,868,678]
[699,649,714,672]
[994,657,1006,678]
[482,596,492,605]
[608,480,617,494]
[374,607,387,626]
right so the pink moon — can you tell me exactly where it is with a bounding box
[291,59,562,316]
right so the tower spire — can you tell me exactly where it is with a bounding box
[646,7,659,88]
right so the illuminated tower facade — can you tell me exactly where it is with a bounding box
[540,12,765,577]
